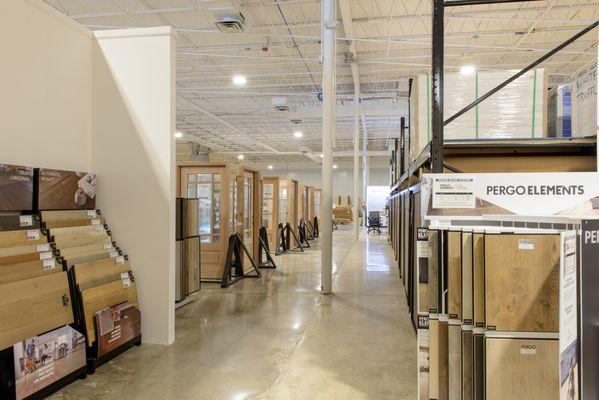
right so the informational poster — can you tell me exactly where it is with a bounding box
[431,177,475,209]
[581,220,599,400]
[559,231,579,400]
[37,168,96,210]
[13,325,85,400]
[0,164,33,211]
[96,302,141,357]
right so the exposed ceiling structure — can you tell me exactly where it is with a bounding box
[44,0,598,167]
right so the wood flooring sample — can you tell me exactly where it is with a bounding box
[438,321,449,400]
[428,230,439,314]
[448,231,462,319]
[448,324,462,400]
[473,233,485,327]
[185,237,200,294]
[0,229,47,249]
[485,234,559,332]
[0,164,33,211]
[429,319,439,400]
[473,335,484,400]
[461,232,473,324]
[485,338,558,400]
[462,331,473,400]
[0,259,61,286]
[74,258,131,289]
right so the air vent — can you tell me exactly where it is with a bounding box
[215,12,246,32]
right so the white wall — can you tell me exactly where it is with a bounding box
[93,27,177,345]
[0,0,92,171]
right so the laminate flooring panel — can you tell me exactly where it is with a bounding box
[429,319,439,400]
[182,199,199,238]
[74,259,131,289]
[429,230,439,314]
[0,251,53,267]
[65,253,114,269]
[473,334,484,400]
[62,246,114,263]
[473,234,485,327]
[485,338,558,400]
[53,230,111,249]
[462,232,473,324]
[462,331,474,400]
[448,324,462,400]
[49,225,107,236]
[438,321,449,400]
[184,237,200,294]
[0,272,73,350]
[0,229,48,249]
[41,210,98,222]
[44,217,105,230]
[81,280,138,345]
[0,259,61,285]
[485,234,560,332]
[0,215,41,231]
[448,232,462,319]
[0,243,52,257]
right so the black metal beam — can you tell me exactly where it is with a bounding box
[399,117,405,177]
[445,0,543,6]
[431,0,445,173]
[445,20,599,127]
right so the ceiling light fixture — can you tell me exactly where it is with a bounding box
[460,65,476,75]
[174,131,183,138]
[333,164,338,169]
[319,153,323,158]
[294,131,303,138]
[233,75,247,85]
[268,165,273,170]
[238,154,244,160]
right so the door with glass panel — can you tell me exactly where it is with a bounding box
[279,179,288,231]
[180,167,227,281]
[242,171,254,271]
[289,180,298,235]
[262,177,279,250]
[314,188,321,220]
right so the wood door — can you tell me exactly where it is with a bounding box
[180,167,227,281]
[262,178,279,249]
[279,179,289,227]
[242,171,254,272]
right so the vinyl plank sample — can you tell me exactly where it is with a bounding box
[438,321,449,400]
[49,224,106,236]
[0,272,73,350]
[0,164,33,211]
[428,230,439,314]
[448,324,462,400]
[0,229,48,249]
[429,319,439,400]
[182,199,199,238]
[74,258,131,289]
[0,251,53,267]
[0,215,41,231]
[53,230,111,249]
[473,233,485,327]
[485,338,558,400]
[0,243,52,258]
[462,331,474,400]
[485,234,560,332]
[61,245,114,261]
[184,237,200,294]
[473,334,484,400]
[462,232,474,324]
[448,231,462,319]
[44,217,105,229]
[0,259,61,285]
[41,210,98,222]
[64,252,114,269]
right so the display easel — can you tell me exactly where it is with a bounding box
[258,227,276,269]
[284,223,304,252]
[221,233,261,288]
[298,219,311,248]
[313,216,319,238]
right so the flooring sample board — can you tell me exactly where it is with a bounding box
[462,232,473,324]
[41,210,99,222]
[0,164,33,211]
[44,217,105,230]
[37,169,96,210]
[61,245,115,262]
[64,252,115,269]
[0,259,61,286]
[428,230,440,314]
[0,215,41,232]
[473,233,485,327]
[0,242,53,258]
[182,198,199,238]
[438,321,449,400]
[462,331,474,400]
[485,338,558,400]
[473,334,484,400]
[0,229,47,249]
[184,236,200,294]
[73,258,131,290]
[448,324,462,400]
[429,319,439,400]
[49,224,107,236]
[485,234,560,332]
[175,240,185,302]
[53,230,111,249]
[0,272,74,350]
[448,231,462,319]
[0,250,55,267]
[95,302,141,357]
[81,279,138,345]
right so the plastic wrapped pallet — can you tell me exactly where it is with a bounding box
[571,61,597,137]
[410,69,547,162]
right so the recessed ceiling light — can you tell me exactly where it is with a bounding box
[233,75,247,85]
[294,131,303,138]
[238,154,244,160]
[174,131,183,138]
[268,165,273,170]
[460,65,476,75]
[319,153,323,158]
[333,164,338,169]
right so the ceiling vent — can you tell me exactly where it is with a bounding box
[215,12,246,32]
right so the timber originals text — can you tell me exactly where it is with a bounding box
[486,185,585,196]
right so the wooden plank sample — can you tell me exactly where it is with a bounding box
[438,321,449,400]
[64,253,115,269]
[0,251,53,267]
[0,229,48,249]
[44,217,105,229]
[462,232,474,324]
[429,230,440,314]
[485,338,558,400]
[182,198,199,238]
[53,230,110,249]
[448,324,462,400]
[0,272,73,350]
[185,237,200,294]
[61,245,114,262]
[448,231,462,319]
[0,259,61,286]
[0,243,51,258]
[473,233,485,327]
[49,224,107,236]
[473,334,484,400]
[485,234,560,332]
[74,258,131,290]
[0,215,41,232]
[462,331,474,400]
[429,319,439,400]
[41,210,98,222]
[81,280,138,345]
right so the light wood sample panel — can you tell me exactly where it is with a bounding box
[0,259,61,286]
[485,234,560,332]
[44,217,105,229]
[485,338,558,400]
[448,231,462,319]
[74,258,131,289]
[41,210,97,222]
[448,324,462,400]
[185,236,200,294]
[53,230,111,249]
[473,334,484,400]
[438,321,449,400]
[429,319,439,400]
[473,233,485,327]
[462,232,473,324]
[0,229,47,248]
[462,331,474,400]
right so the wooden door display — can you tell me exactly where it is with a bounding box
[262,177,279,250]
[314,188,321,219]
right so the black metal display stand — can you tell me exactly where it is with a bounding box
[86,334,142,375]
[275,223,286,255]
[284,223,304,252]
[332,220,338,230]
[305,219,315,240]
[258,227,276,269]
[298,219,311,248]
[221,233,261,288]
[312,217,319,238]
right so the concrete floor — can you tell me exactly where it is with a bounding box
[50,226,417,399]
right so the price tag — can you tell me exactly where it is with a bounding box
[95,225,105,231]
[120,272,130,280]
[103,242,113,250]
[19,215,33,227]
[39,251,52,260]
[87,210,97,218]
[122,277,131,288]
[42,259,56,271]
[91,219,101,226]
[26,230,40,241]
[36,243,50,252]
[116,255,125,265]
[110,250,119,258]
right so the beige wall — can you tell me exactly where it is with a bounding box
[0,0,92,171]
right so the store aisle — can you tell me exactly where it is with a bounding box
[50,227,417,400]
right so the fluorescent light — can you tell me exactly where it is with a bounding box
[294,131,303,138]
[174,131,183,138]
[268,165,273,170]
[238,154,244,160]
[460,65,476,75]
[319,153,323,158]
[333,164,338,169]
[233,75,247,85]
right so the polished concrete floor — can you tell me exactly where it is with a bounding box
[50,226,417,399]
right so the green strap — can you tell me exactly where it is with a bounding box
[426,74,431,142]
[475,72,479,138]
[531,70,537,137]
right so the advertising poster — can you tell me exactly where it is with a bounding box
[0,164,33,211]
[581,220,599,400]
[96,302,141,357]
[559,231,578,400]
[37,169,96,210]
[13,325,85,400]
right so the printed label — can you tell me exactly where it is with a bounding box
[432,177,475,209]
[110,250,119,258]
[36,243,50,252]
[91,219,101,226]
[518,239,535,250]
[39,251,52,260]
[26,230,40,241]
[120,272,130,280]
[115,255,125,265]
[520,344,537,355]
[122,277,131,288]
[19,215,33,227]
[103,242,113,250]
[42,259,56,271]
[87,210,97,218]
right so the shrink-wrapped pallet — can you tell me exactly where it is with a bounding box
[571,61,597,137]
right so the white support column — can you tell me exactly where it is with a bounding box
[362,117,369,223]
[321,0,336,294]
[352,80,360,241]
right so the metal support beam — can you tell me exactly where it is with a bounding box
[353,88,360,241]
[431,0,445,173]
[444,0,543,6]
[321,0,336,295]
[399,117,406,177]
